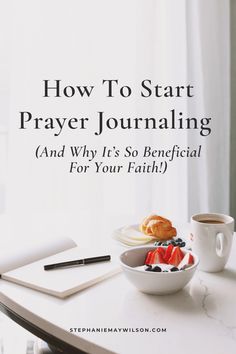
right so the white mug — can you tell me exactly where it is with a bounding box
[190,213,234,272]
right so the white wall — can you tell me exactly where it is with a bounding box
[0,0,231,244]
[1,0,190,245]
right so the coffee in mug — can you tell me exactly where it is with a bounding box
[190,213,234,272]
[198,219,224,224]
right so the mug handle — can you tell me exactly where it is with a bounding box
[216,232,229,257]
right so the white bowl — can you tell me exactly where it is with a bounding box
[120,246,199,295]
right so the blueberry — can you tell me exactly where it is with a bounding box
[158,242,162,246]
[162,243,167,246]
[171,241,177,246]
[170,267,179,272]
[152,266,162,272]
[145,265,152,271]
[176,238,182,242]
[180,242,186,247]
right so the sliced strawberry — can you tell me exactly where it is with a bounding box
[151,248,165,264]
[168,246,184,267]
[144,250,155,265]
[178,252,194,269]
[147,251,156,265]
[163,244,174,263]
[188,253,194,264]
[156,247,165,257]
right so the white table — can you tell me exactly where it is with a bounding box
[0,238,236,354]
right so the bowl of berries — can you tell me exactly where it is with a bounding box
[120,245,199,295]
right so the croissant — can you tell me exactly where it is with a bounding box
[140,214,176,241]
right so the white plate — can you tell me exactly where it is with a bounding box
[113,223,191,248]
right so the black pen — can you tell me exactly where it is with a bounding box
[44,255,111,271]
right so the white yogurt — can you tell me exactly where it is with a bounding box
[135,263,175,272]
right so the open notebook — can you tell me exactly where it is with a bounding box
[0,236,121,298]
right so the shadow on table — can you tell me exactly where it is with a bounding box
[122,282,211,316]
[144,287,202,314]
[207,267,236,281]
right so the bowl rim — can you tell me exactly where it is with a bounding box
[119,245,199,275]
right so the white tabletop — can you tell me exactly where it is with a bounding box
[0,237,236,354]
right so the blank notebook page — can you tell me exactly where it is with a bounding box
[2,247,121,298]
